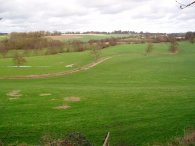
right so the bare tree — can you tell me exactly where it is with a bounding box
[91,45,101,61]
[145,38,153,55]
[0,41,8,57]
[12,52,26,67]
[169,36,178,53]
[185,32,194,43]
[176,0,195,9]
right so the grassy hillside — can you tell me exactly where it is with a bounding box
[0,51,93,77]
[0,42,195,145]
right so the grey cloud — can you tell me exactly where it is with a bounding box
[0,0,195,33]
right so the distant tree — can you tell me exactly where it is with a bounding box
[91,45,101,61]
[46,40,64,55]
[145,38,153,55]
[12,52,26,67]
[109,38,118,46]
[169,36,178,53]
[72,41,84,52]
[0,41,8,57]
[185,32,194,43]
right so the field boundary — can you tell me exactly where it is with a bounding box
[0,57,112,79]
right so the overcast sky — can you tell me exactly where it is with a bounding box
[0,0,195,33]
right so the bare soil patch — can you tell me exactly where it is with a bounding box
[6,90,22,97]
[40,93,52,96]
[53,105,70,110]
[64,97,80,102]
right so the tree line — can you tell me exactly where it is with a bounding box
[0,32,64,57]
[0,31,194,66]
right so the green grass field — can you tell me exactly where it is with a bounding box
[0,42,195,145]
[0,51,93,77]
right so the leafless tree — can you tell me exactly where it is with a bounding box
[176,0,195,9]
[169,36,178,53]
[91,45,101,61]
[145,38,153,55]
[12,52,26,67]
[185,32,194,43]
[0,41,8,57]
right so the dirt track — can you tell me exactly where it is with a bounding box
[0,57,112,79]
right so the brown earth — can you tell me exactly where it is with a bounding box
[64,97,80,102]
[53,105,70,110]
[39,93,52,96]
[6,90,22,97]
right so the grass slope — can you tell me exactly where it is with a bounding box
[0,51,93,77]
[0,42,195,145]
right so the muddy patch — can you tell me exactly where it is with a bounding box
[6,90,22,97]
[53,105,70,109]
[40,93,52,96]
[64,97,80,102]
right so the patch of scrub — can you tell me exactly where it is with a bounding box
[6,90,22,97]
[64,97,80,102]
[53,105,70,109]
[40,93,52,96]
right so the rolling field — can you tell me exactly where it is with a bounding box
[0,51,93,77]
[0,42,195,145]
[47,34,134,42]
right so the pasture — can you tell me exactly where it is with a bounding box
[0,42,195,145]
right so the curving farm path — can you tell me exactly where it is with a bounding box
[0,57,112,79]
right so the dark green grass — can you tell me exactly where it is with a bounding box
[0,42,195,145]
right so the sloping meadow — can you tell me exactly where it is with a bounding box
[0,42,195,145]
